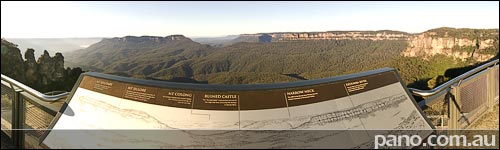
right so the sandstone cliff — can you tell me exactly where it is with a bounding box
[1,39,26,82]
[402,28,498,61]
[235,28,498,61]
[37,50,66,85]
[1,39,83,92]
[236,30,410,42]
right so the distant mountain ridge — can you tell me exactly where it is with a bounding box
[106,35,189,43]
[233,30,411,42]
[65,35,214,79]
[64,27,499,87]
[192,35,239,47]
[64,33,409,85]
[232,28,498,61]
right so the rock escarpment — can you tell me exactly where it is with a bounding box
[236,30,410,42]
[235,28,498,61]
[402,28,498,61]
[106,35,190,43]
[1,39,83,92]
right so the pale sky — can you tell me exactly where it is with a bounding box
[1,1,499,38]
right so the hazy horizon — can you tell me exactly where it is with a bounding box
[4,26,500,40]
[2,1,499,38]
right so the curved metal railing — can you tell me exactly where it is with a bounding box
[0,74,69,101]
[1,59,498,102]
[1,59,498,101]
[408,59,499,97]
[0,59,498,149]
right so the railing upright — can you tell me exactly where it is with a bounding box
[9,87,24,149]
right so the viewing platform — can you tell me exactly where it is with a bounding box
[1,59,498,149]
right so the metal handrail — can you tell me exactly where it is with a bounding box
[409,59,499,97]
[0,74,68,101]
[44,91,68,96]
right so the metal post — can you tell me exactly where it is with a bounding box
[487,67,495,112]
[18,94,25,149]
[448,84,460,130]
[12,88,24,149]
[11,89,19,149]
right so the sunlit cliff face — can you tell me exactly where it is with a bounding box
[402,32,497,61]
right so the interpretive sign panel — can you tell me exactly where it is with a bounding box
[42,68,434,148]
